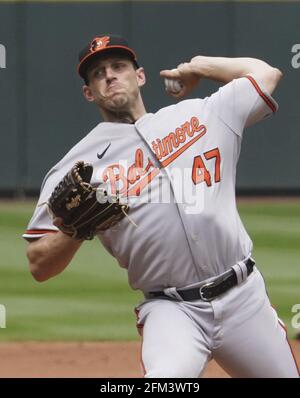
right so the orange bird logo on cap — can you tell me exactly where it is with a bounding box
[90,36,110,53]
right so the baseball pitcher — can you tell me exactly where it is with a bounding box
[23,34,299,378]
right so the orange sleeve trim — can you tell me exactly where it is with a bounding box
[24,229,58,235]
[246,75,277,113]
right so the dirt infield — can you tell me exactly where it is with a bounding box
[0,341,299,378]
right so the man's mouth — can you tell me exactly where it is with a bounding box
[107,83,123,92]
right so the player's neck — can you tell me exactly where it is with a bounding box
[100,102,147,124]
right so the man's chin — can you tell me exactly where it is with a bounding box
[106,93,129,110]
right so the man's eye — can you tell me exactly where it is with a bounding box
[94,70,105,78]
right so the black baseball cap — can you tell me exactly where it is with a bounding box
[78,34,139,82]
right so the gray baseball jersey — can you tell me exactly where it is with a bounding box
[23,74,300,378]
[23,76,278,294]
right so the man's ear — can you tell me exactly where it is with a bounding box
[82,85,95,102]
[136,67,146,88]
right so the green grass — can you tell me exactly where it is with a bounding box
[0,199,299,341]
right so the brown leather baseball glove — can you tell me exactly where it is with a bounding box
[47,161,129,240]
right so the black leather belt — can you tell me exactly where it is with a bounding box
[149,258,255,302]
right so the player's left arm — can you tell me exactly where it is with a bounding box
[160,56,282,98]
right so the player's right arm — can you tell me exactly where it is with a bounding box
[160,56,282,99]
[26,232,83,282]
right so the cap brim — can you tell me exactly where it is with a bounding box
[78,45,138,80]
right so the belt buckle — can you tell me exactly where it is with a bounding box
[199,282,215,302]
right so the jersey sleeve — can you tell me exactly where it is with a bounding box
[207,75,279,137]
[22,167,60,240]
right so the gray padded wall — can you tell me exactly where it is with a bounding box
[0,1,299,193]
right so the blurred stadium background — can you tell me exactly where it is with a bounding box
[0,0,299,344]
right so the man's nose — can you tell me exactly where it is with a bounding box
[105,67,117,82]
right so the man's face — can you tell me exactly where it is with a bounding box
[83,55,145,112]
